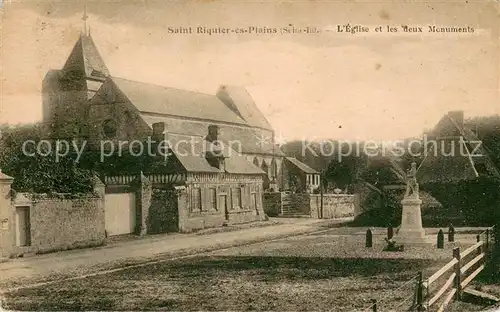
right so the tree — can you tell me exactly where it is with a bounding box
[0,123,95,193]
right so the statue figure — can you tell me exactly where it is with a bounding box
[404,162,419,198]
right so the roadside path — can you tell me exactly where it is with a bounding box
[0,218,345,289]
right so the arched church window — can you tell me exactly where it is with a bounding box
[102,119,117,138]
[253,157,259,167]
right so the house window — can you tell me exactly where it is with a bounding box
[218,194,227,213]
[209,188,217,210]
[251,193,257,209]
[231,187,242,209]
[191,188,202,212]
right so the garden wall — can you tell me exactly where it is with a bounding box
[310,194,357,219]
[12,191,105,256]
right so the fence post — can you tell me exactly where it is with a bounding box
[486,229,490,255]
[453,247,461,300]
[417,271,424,312]
[371,299,377,312]
[477,234,482,258]
[448,223,455,242]
[437,229,444,249]
[366,229,373,248]
[388,226,394,240]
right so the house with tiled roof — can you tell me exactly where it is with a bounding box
[41,33,314,234]
[417,110,500,184]
[284,157,320,193]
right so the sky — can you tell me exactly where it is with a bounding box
[0,0,499,141]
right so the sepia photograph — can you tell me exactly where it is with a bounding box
[0,0,500,311]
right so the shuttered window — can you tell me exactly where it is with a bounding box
[191,188,202,212]
[209,188,217,210]
[231,187,242,209]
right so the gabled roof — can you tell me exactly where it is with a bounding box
[216,85,273,130]
[63,34,109,79]
[111,77,247,126]
[167,134,222,173]
[417,111,500,183]
[285,157,318,174]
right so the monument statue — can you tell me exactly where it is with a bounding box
[404,162,419,199]
[393,161,431,246]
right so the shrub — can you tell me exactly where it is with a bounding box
[424,176,500,226]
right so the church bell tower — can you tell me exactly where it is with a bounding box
[43,5,110,138]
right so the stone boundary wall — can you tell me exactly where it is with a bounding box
[283,193,311,215]
[12,193,106,256]
[310,194,358,219]
[262,191,359,219]
[0,175,106,258]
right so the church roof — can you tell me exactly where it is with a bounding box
[140,114,283,156]
[216,85,273,130]
[111,77,247,125]
[63,34,109,79]
[166,133,265,175]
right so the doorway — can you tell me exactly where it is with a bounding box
[220,194,229,221]
[15,206,31,247]
[252,193,259,215]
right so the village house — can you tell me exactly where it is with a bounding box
[284,157,320,193]
[417,110,500,183]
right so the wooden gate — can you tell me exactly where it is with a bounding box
[104,192,136,236]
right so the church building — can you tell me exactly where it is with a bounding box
[42,33,293,189]
[39,31,315,233]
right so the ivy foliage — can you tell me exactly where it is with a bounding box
[0,124,95,193]
[0,124,177,194]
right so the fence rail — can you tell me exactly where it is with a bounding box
[360,225,495,312]
[425,226,494,312]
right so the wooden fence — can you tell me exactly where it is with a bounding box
[424,226,494,312]
[360,226,495,312]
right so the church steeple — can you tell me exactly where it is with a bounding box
[82,3,89,36]
[60,4,109,99]
[62,34,109,79]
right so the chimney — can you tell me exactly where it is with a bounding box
[207,125,219,142]
[152,122,168,157]
[152,122,166,140]
[448,111,464,131]
[206,125,227,170]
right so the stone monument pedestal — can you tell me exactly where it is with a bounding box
[394,197,433,246]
